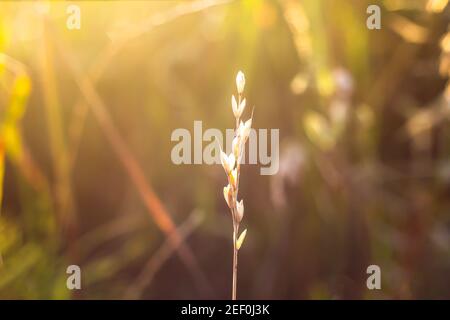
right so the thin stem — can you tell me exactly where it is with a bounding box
[232,222,238,300]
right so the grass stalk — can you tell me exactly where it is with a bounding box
[221,71,252,300]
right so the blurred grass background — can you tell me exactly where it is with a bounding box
[0,0,449,299]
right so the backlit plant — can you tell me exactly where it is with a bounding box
[220,71,253,300]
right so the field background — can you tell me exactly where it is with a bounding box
[0,0,449,299]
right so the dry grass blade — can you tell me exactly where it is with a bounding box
[124,210,204,299]
[52,30,211,295]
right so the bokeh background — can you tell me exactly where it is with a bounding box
[0,0,450,299]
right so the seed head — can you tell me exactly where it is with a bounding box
[232,95,239,118]
[236,229,247,250]
[232,95,247,119]
[236,71,245,95]
[236,199,244,222]
[232,136,240,160]
[230,168,238,189]
[238,118,252,143]
[238,98,246,118]
[220,151,236,174]
[223,184,232,208]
